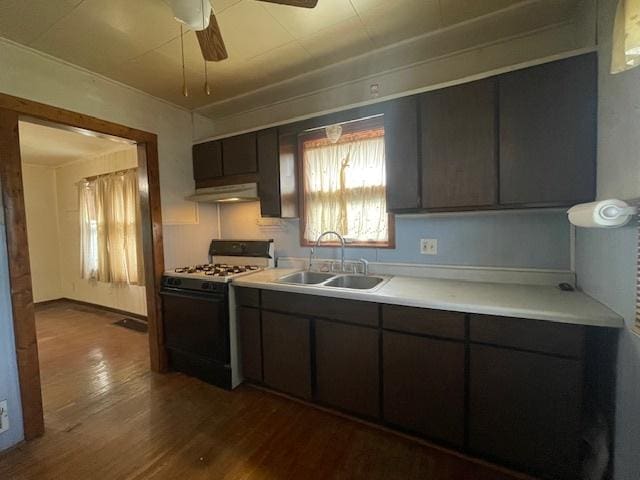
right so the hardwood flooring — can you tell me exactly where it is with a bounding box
[0,302,530,480]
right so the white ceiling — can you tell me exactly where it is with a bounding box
[0,0,581,110]
[19,121,134,166]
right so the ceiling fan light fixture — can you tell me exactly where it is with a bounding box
[167,0,212,31]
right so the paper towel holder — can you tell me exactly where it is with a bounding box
[568,199,638,228]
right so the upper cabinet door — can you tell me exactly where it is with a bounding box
[257,128,281,217]
[383,96,421,211]
[222,132,258,176]
[192,140,222,182]
[420,78,498,209]
[499,53,597,205]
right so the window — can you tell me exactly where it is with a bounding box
[611,0,640,74]
[300,116,393,247]
[79,169,144,285]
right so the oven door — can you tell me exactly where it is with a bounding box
[160,287,230,365]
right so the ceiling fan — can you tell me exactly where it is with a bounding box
[167,0,319,62]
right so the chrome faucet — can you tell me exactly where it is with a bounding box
[359,258,369,275]
[309,231,346,273]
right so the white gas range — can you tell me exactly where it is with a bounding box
[160,239,273,389]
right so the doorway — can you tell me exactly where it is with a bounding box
[19,119,152,430]
[0,94,166,441]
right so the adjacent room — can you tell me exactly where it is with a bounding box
[17,119,150,435]
[0,1,638,480]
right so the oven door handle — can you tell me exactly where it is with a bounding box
[160,288,227,302]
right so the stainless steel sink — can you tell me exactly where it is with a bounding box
[277,271,336,285]
[324,275,385,290]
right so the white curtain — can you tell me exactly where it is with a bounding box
[611,0,640,73]
[79,169,144,285]
[303,130,388,244]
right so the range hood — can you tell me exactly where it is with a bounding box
[186,183,258,203]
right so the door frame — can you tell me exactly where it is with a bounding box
[0,92,167,440]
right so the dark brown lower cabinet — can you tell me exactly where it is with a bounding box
[237,288,609,479]
[469,344,583,479]
[315,319,380,418]
[262,311,312,399]
[237,307,262,382]
[383,331,465,447]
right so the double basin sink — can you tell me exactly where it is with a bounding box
[277,271,389,291]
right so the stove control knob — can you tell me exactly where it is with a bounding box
[173,278,182,286]
[201,282,211,290]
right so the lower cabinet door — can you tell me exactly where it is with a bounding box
[315,319,380,418]
[469,344,583,479]
[262,311,312,399]
[383,332,465,446]
[237,306,262,382]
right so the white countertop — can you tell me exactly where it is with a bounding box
[232,268,624,328]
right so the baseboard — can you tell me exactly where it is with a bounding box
[34,297,147,322]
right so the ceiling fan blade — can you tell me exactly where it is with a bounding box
[256,0,319,8]
[196,13,228,61]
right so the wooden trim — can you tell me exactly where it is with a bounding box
[34,298,147,322]
[0,92,155,143]
[195,173,258,189]
[299,214,396,249]
[0,108,44,440]
[137,142,167,372]
[0,93,167,441]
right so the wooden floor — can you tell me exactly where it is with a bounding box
[0,302,528,480]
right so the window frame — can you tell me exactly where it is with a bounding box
[297,116,395,249]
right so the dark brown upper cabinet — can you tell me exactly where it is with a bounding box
[257,128,280,217]
[383,96,421,211]
[192,140,222,182]
[420,78,498,209]
[499,53,597,206]
[222,132,258,176]
[257,129,299,218]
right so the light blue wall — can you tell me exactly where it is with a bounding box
[574,0,640,478]
[222,202,571,270]
[0,218,25,451]
[576,225,639,480]
[377,211,569,269]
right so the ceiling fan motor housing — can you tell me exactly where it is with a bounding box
[167,0,211,31]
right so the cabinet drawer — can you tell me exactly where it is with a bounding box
[261,290,378,327]
[382,305,465,339]
[470,314,585,358]
[235,287,260,308]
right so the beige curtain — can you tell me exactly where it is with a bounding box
[303,130,388,244]
[79,169,144,285]
[611,0,640,73]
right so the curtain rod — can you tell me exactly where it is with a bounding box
[75,167,138,186]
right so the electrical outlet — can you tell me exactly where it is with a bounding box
[420,238,438,255]
[0,400,9,434]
